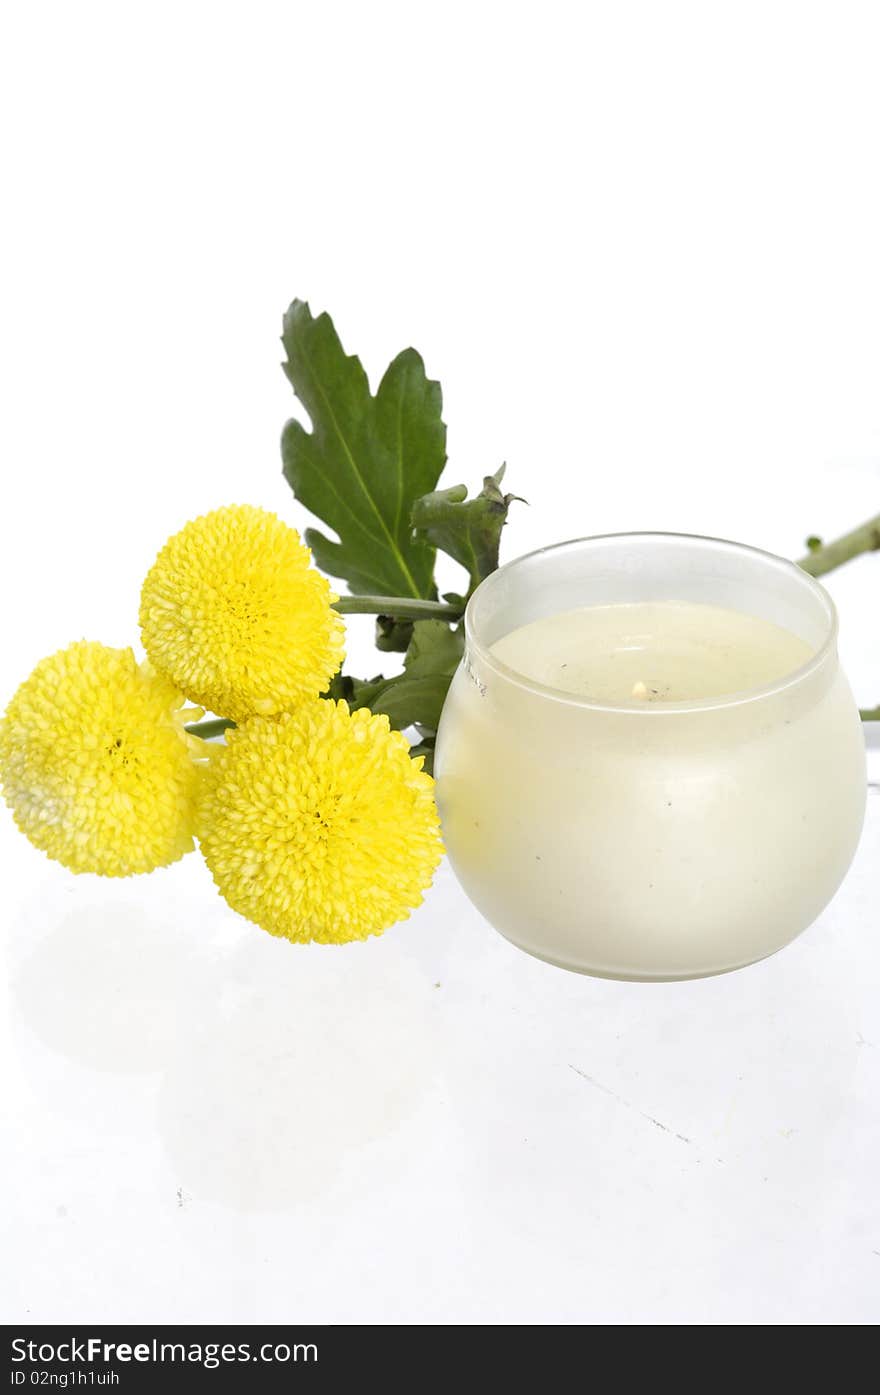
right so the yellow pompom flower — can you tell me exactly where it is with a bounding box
[197,700,443,943]
[139,504,346,722]
[0,641,203,876]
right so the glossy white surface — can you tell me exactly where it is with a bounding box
[3,2,880,1326]
[1,782,878,1324]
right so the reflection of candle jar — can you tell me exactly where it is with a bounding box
[434,533,867,981]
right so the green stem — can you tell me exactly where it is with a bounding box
[333,595,462,620]
[861,707,880,722]
[185,717,235,740]
[798,513,880,577]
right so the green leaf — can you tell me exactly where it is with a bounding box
[402,619,464,677]
[407,738,436,776]
[337,670,449,731]
[357,673,453,731]
[330,620,463,734]
[325,671,386,707]
[411,464,523,597]
[373,607,467,655]
[374,615,414,653]
[281,300,447,598]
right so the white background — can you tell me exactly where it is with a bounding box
[2,1,879,1325]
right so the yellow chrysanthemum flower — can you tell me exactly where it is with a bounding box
[139,504,346,722]
[0,641,203,876]
[197,700,443,943]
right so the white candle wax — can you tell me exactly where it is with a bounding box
[435,534,867,980]
[490,602,814,706]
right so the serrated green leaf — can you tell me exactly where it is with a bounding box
[280,300,447,598]
[411,464,523,597]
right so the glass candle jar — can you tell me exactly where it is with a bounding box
[434,533,867,980]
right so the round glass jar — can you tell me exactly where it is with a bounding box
[434,533,867,980]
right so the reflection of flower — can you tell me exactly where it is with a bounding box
[0,642,202,875]
[139,504,345,721]
[197,700,443,943]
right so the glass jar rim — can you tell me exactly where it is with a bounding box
[464,530,839,714]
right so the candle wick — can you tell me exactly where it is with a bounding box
[631,680,649,700]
